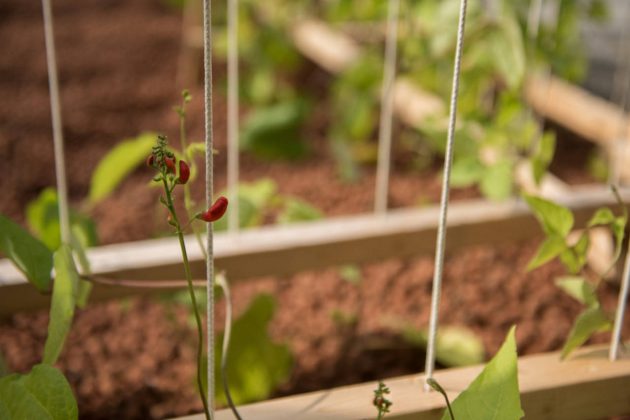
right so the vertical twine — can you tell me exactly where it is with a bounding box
[202,0,215,415]
[610,235,630,360]
[227,0,239,233]
[41,0,71,245]
[374,0,400,215]
[424,0,468,391]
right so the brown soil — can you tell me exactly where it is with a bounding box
[0,1,628,419]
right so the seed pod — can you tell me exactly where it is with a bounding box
[198,196,229,222]
[177,160,190,184]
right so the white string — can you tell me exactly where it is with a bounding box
[202,0,215,415]
[424,0,468,391]
[374,0,400,215]
[610,231,630,361]
[41,0,71,246]
[227,0,240,233]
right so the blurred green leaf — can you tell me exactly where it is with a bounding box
[277,198,322,224]
[214,179,278,231]
[480,161,513,201]
[26,188,98,251]
[524,195,574,237]
[555,276,598,307]
[89,132,157,204]
[241,100,308,160]
[339,265,362,285]
[561,307,611,359]
[441,326,523,420]
[531,132,556,185]
[215,294,292,405]
[43,245,79,365]
[0,364,77,420]
[450,156,484,188]
[527,235,566,271]
[0,214,53,293]
[402,325,484,367]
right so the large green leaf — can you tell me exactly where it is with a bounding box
[0,214,53,293]
[214,179,278,231]
[527,235,566,271]
[0,364,77,420]
[524,195,574,237]
[561,307,611,359]
[450,156,484,188]
[43,246,79,365]
[555,276,598,308]
[215,294,292,405]
[89,132,157,204]
[441,326,523,420]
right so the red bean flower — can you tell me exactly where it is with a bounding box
[146,154,155,167]
[164,157,176,174]
[177,160,190,184]
[198,196,228,222]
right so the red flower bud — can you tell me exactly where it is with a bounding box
[177,160,190,184]
[164,157,176,174]
[146,154,155,167]
[198,196,228,222]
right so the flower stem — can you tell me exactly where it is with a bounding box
[163,178,211,420]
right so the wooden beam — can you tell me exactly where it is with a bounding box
[0,186,625,316]
[524,74,630,149]
[173,344,630,420]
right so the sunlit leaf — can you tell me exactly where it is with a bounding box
[524,195,574,237]
[527,235,566,271]
[441,326,523,420]
[89,132,157,204]
[555,276,598,307]
[0,214,53,293]
[402,325,485,367]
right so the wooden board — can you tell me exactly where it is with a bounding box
[173,344,630,420]
[0,185,625,316]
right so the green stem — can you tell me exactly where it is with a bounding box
[163,178,211,420]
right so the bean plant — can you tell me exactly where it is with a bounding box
[525,189,627,358]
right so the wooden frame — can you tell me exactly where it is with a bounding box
[173,344,630,419]
[0,185,626,316]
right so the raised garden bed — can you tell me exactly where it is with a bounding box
[2,0,630,419]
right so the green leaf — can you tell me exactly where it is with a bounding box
[555,276,598,307]
[489,14,525,89]
[559,232,589,274]
[89,132,157,204]
[277,198,322,224]
[213,179,278,231]
[524,195,574,237]
[26,188,99,251]
[480,161,513,201]
[531,132,556,185]
[561,307,611,359]
[339,265,362,285]
[43,245,80,365]
[527,235,566,271]
[0,365,77,420]
[215,294,292,405]
[587,208,616,227]
[441,326,523,420]
[402,326,484,367]
[240,100,309,160]
[450,156,484,188]
[0,214,53,293]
